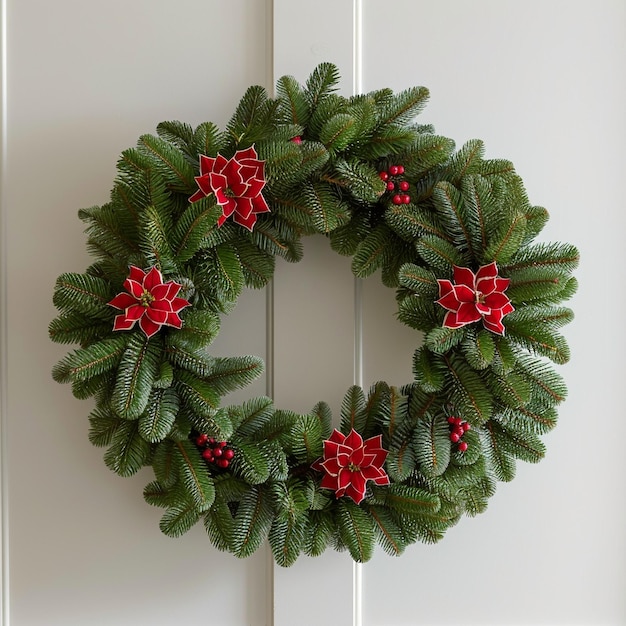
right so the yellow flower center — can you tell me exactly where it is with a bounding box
[348,463,360,472]
[140,290,155,307]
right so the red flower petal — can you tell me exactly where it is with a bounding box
[495,277,510,292]
[350,446,365,467]
[453,266,476,289]
[108,292,137,310]
[224,156,243,180]
[113,314,137,331]
[128,266,146,283]
[199,155,217,175]
[437,279,454,298]
[442,311,467,329]
[323,439,352,460]
[476,262,498,282]
[124,278,144,299]
[338,468,352,491]
[229,179,250,197]
[235,146,260,161]
[372,471,391,486]
[362,434,384,452]
[251,195,270,216]
[476,276,496,295]
[189,188,207,203]
[235,196,255,220]
[348,472,367,499]
[344,429,364,450]
[328,429,346,444]
[146,307,168,325]
[171,297,191,313]
[233,212,258,231]
[210,175,229,202]
[482,318,505,335]
[150,299,174,312]
[144,267,164,291]
[484,291,512,310]
[360,465,389,484]
[150,284,170,300]
[367,448,388,468]
[125,304,146,321]
[321,457,342,476]
[456,301,482,324]
[482,309,506,335]
[165,282,182,301]
[500,301,515,316]
[436,290,460,312]
[246,177,265,198]
[194,174,213,196]
[165,312,184,329]
[139,315,161,338]
[311,458,323,472]
[453,284,475,303]
[213,154,229,173]
[220,197,237,219]
[340,485,359,504]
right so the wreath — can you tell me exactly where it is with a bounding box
[50,64,578,566]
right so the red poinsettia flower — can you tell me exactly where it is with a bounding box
[189,146,270,231]
[315,429,390,505]
[436,262,514,335]
[108,266,190,338]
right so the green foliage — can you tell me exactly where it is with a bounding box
[414,414,452,477]
[111,333,162,419]
[50,63,577,567]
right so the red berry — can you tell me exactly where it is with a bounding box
[389,165,400,176]
[217,459,230,468]
[447,416,456,424]
[291,136,302,144]
[195,433,209,446]
[218,441,227,448]
[392,194,403,205]
[450,432,460,443]
[397,165,405,174]
[463,422,471,432]
[379,171,389,181]
[458,441,468,453]
[402,194,411,204]
[202,449,214,461]
[213,447,224,458]
[399,181,410,191]
[223,449,235,460]
[386,181,395,191]
[208,438,216,445]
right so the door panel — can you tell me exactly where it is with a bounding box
[272,4,357,624]
[2,1,625,625]
[4,1,271,625]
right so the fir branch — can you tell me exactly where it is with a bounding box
[174,440,216,511]
[232,486,273,558]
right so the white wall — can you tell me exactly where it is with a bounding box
[1,1,625,625]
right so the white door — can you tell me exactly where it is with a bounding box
[2,1,625,624]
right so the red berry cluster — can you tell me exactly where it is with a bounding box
[379,164,411,205]
[194,433,235,469]
[447,416,470,453]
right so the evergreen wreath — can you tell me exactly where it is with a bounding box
[50,64,578,566]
